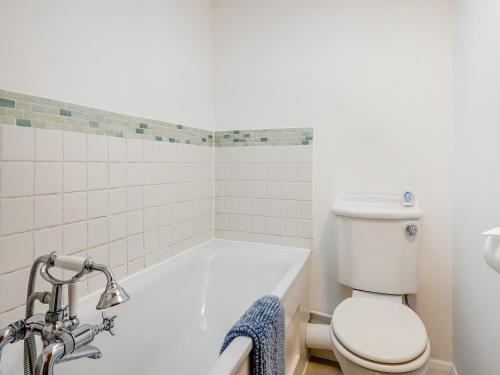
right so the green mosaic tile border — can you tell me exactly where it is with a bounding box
[0,89,213,146]
[215,128,313,147]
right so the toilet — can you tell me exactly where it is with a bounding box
[330,195,430,375]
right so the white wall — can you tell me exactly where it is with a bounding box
[454,1,500,374]
[0,0,214,129]
[212,0,454,361]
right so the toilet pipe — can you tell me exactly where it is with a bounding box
[305,323,333,351]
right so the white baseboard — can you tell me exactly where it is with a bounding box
[429,359,455,375]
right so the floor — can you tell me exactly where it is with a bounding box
[305,358,343,375]
[305,358,446,375]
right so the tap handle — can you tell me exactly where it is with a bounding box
[101,313,117,336]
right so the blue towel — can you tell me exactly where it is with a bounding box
[220,295,285,375]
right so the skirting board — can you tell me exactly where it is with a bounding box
[428,359,456,375]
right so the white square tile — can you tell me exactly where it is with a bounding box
[143,140,159,162]
[294,145,313,163]
[113,264,127,281]
[88,163,108,190]
[297,219,313,238]
[127,163,144,186]
[296,164,312,182]
[63,192,87,223]
[158,184,171,205]
[127,234,144,260]
[35,129,63,161]
[280,217,297,236]
[295,237,312,249]
[144,185,159,208]
[109,162,127,188]
[252,199,268,216]
[88,217,108,247]
[127,210,143,235]
[214,214,224,230]
[109,188,126,214]
[126,139,143,162]
[266,199,281,217]
[35,162,63,195]
[158,226,171,248]
[144,163,159,185]
[0,305,25,327]
[0,161,33,198]
[144,207,158,231]
[159,143,172,163]
[144,229,158,253]
[63,131,87,161]
[280,200,297,218]
[128,258,144,275]
[34,226,62,258]
[145,252,159,267]
[88,190,108,219]
[0,267,30,311]
[0,232,33,273]
[237,215,252,232]
[109,213,127,241]
[252,216,266,234]
[266,217,281,235]
[63,222,87,254]
[108,136,126,162]
[34,195,62,229]
[1,125,34,161]
[296,182,312,201]
[158,164,174,184]
[127,186,143,211]
[253,181,267,198]
[0,197,33,235]
[109,239,127,267]
[64,163,87,192]
[87,244,108,265]
[87,134,108,161]
[159,204,172,227]
[296,201,312,219]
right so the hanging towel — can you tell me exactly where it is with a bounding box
[220,295,285,375]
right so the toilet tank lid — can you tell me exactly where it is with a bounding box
[331,297,428,364]
[332,195,422,220]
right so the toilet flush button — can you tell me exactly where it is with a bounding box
[401,191,416,207]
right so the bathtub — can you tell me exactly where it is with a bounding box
[1,240,310,375]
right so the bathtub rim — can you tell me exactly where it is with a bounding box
[81,239,311,307]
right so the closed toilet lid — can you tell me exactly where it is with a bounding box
[331,297,428,364]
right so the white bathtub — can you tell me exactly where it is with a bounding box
[1,240,310,375]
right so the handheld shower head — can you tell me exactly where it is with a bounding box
[87,261,130,310]
[97,281,130,310]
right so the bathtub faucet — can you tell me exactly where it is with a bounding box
[0,253,130,375]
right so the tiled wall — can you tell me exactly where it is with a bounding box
[0,124,213,322]
[0,89,213,145]
[214,143,313,248]
[0,89,314,326]
[215,128,313,146]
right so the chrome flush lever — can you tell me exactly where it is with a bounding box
[406,223,418,237]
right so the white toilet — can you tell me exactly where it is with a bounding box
[330,195,430,375]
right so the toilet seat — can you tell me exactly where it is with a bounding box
[330,296,430,373]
